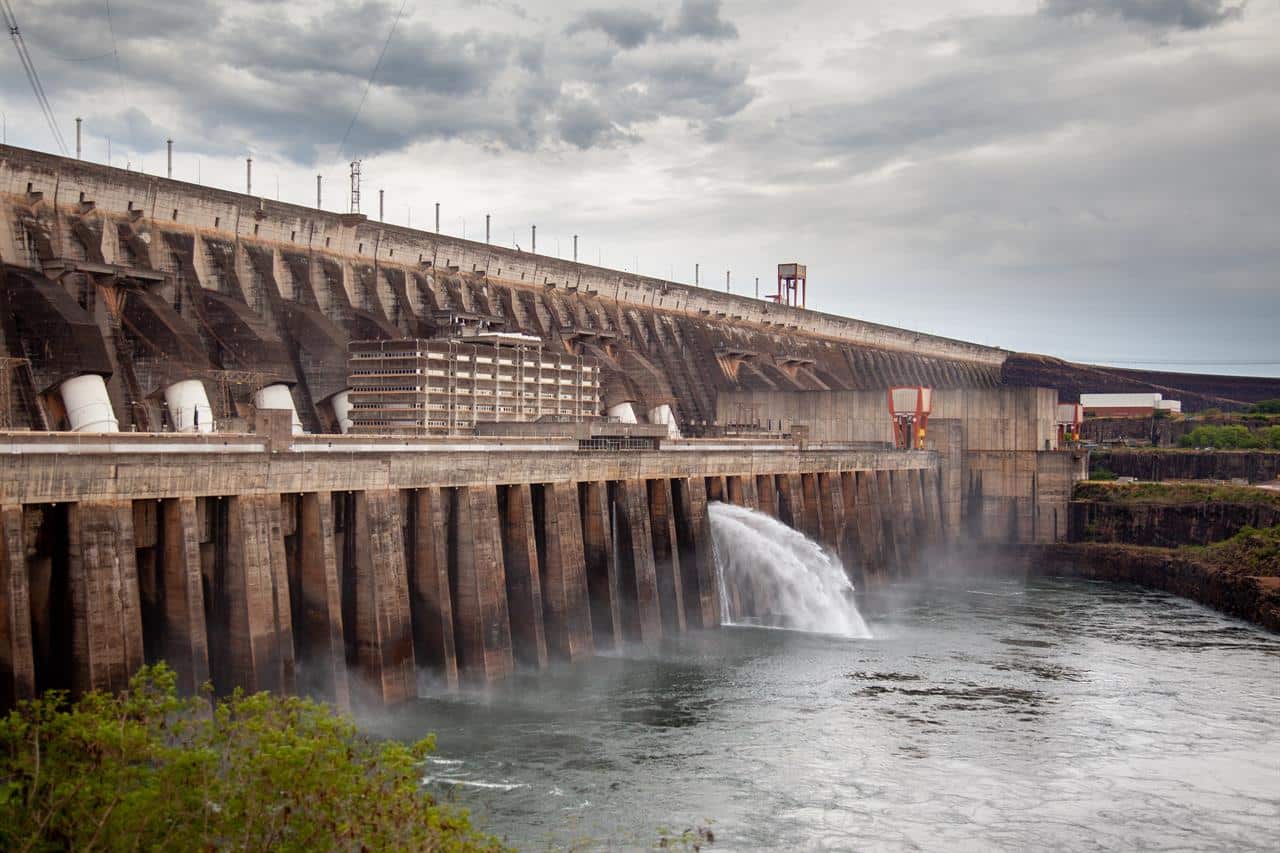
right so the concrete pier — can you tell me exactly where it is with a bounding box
[0,435,966,708]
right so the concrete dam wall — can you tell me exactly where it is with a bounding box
[0,435,942,710]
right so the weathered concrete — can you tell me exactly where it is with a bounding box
[580,480,623,652]
[406,487,458,687]
[535,482,594,661]
[647,478,686,635]
[611,479,663,644]
[673,476,719,629]
[499,483,549,669]
[295,492,351,705]
[447,485,514,683]
[0,505,34,707]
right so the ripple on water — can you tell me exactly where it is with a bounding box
[368,577,1280,851]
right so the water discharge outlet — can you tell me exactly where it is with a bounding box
[708,501,871,638]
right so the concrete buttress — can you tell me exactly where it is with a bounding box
[346,490,416,703]
[223,494,295,695]
[407,487,458,687]
[580,481,623,652]
[67,501,145,695]
[296,492,351,707]
[610,479,663,644]
[0,506,35,707]
[647,478,686,634]
[535,482,594,661]
[499,484,549,670]
[159,498,210,693]
[447,485,515,682]
[672,476,720,629]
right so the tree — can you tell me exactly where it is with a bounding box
[0,666,504,851]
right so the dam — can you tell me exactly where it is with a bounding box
[6,142,1278,711]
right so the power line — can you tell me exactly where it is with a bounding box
[2,0,69,154]
[335,0,409,161]
[102,0,134,154]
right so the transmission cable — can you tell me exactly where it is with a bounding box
[335,0,410,160]
[2,0,69,154]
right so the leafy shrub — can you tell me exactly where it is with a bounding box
[0,666,503,852]
[1245,399,1280,415]
[1088,465,1118,481]
[1197,525,1280,577]
[1178,424,1262,449]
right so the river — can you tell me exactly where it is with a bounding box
[369,576,1280,850]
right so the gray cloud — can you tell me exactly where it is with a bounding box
[565,0,738,48]
[2,0,753,162]
[565,8,664,48]
[1041,0,1246,29]
[671,0,738,41]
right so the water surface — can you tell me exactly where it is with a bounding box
[369,577,1280,850]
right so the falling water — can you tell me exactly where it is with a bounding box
[707,501,872,638]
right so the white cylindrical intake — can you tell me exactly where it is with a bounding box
[607,402,638,424]
[254,383,305,435]
[164,379,215,433]
[329,389,353,434]
[648,404,682,439]
[60,374,119,433]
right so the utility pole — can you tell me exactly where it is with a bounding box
[246,158,252,194]
[316,175,322,209]
[378,189,384,221]
[531,225,536,253]
[755,276,759,299]
[434,203,440,233]
[75,117,81,159]
[695,263,699,286]
[573,235,578,262]
[485,214,490,244]
[726,270,730,292]
[166,138,172,178]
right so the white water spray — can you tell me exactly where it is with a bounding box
[708,502,872,639]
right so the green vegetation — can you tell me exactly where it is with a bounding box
[1245,399,1280,415]
[1194,525,1280,577]
[1087,464,1118,481]
[0,666,503,852]
[1072,481,1280,509]
[1178,424,1280,450]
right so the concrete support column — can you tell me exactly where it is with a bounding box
[921,469,945,548]
[726,474,759,511]
[849,471,880,578]
[224,494,295,695]
[346,491,416,703]
[159,498,210,693]
[890,470,917,573]
[646,479,686,634]
[875,470,901,573]
[611,480,662,644]
[536,483,594,661]
[407,488,457,687]
[777,473,802,530]
[67,501,145,695]
[580,481,622,651]
[296,492,351,707]
[672,476,720,629]
[755,474,778,518]
[800,472,824,542]
[447,485,514,682]
[0,505,35,708]
[816,471,845,554]
[705,476,726,503]
[499,484,549,670]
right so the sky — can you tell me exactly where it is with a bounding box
[2,0,1277,375]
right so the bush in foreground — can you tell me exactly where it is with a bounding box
[0,666,504,851]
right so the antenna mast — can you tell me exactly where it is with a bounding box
[349,159,362,214]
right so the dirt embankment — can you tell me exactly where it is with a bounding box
[1005,482,1280,631]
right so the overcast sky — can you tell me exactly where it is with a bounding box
[3,0,1276,375]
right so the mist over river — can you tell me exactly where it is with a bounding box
[368,577,1280,850]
